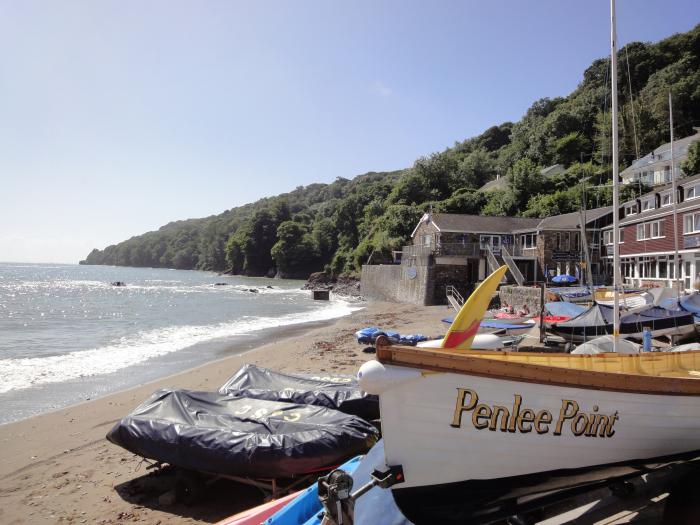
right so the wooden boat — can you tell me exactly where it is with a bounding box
[356,267,700,523]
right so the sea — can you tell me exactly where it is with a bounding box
[0,263,363,425]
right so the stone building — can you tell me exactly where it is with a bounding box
[513,206,613,283]
[361,209,614,306]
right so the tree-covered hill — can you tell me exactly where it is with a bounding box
[82,24,700,278]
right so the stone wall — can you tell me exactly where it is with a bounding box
[361,255,434,305]
[498,285,543,312]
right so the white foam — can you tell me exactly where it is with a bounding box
[0,299,363,394]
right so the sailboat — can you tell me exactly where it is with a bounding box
[353,4,700,523]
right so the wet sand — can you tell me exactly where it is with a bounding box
[0,300,450,524]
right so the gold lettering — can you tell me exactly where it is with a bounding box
[597,415,609,437]
[472,404,492,429]
[605,411,619,437]
[508,394,522,433]
[534,410,552,434]
[489,405,510,432]
[571,413,588,436]
[451,390,618,439]
[517,409,535,433]
[554,399,579,436]
[451,388,478,428]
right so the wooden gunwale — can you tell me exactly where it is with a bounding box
[375,339,700,396]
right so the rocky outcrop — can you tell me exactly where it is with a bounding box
[303,273,362,298]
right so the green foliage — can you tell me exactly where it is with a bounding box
[507,158,545,209]
[480,189,518,217]
[271,221,320,278]
[81,24,700,278]
[683,140,700,176]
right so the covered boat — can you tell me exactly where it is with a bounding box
[107,389,378,478]
[218,364,379,421]
[352,267,700,524]
[548,303,694,343]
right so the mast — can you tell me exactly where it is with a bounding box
[610,0,621,352]
[669,92,681,300]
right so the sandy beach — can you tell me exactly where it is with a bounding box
[0,300,449,524]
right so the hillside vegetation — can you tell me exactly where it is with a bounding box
[83,24,700,278]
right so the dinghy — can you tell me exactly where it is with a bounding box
[218,364,379,421]
[107,389,378,479]
[356,267,700,523]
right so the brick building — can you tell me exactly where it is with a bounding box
[602,173,700,291]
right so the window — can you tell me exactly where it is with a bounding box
[636,220,665,240]
[661,192,673,207]
[641,198,655,212]
[423,234,432,247]
[561,233,570,251]
[638,257,657,279]
[604,229,624,244]
[520,233,536,249]
[572,233,580,251]
[480,235,501,251]
[624,203,638,216]
[686,184,700,200]
[684,212,700,234]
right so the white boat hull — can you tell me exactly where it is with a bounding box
[358,360,700,522]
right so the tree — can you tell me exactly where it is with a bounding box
[271,221,320,278]
[480,189,518,216]
[507,158,545,210]
[682,140,700,176]
[451,148,496,189]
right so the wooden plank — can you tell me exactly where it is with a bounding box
[375,338,700,396]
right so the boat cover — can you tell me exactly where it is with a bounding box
[218,364,379,421]
[479,320,534,330]
[545,301,587,318]
[572,335,641,354]
[551,304,694,339]
[681,294,700,315]
[106,389,379,478]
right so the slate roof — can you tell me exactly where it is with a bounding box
[478,177,508,192]
[527,206,613,231]
[426,213,541,234]
[621,131,700,176]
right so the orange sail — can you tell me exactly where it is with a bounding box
[442,265,508,350]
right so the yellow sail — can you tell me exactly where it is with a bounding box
[442,265,508,350]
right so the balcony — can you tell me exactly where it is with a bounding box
[402,243,527,258]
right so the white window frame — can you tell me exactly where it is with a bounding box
[686,184,700,200]
[661,192,672,207]
[520,233,536,249]
[684,212,700,234]
[641,198,655,212]
[636,220,665,240]
[624,203,637,216]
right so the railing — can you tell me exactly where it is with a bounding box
[445,285,465,312]
[501,245,525,286]
[403,242,527,259]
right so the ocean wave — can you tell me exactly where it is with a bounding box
[0,299,363,394]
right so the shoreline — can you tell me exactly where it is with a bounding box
[0,300,448,524]
[0,309,360,427]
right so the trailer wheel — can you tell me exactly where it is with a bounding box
[175,471,206,506]
[663,473,700,525]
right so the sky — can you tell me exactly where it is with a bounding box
[1,1,699,263]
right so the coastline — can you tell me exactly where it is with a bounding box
[0,299,448,524]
